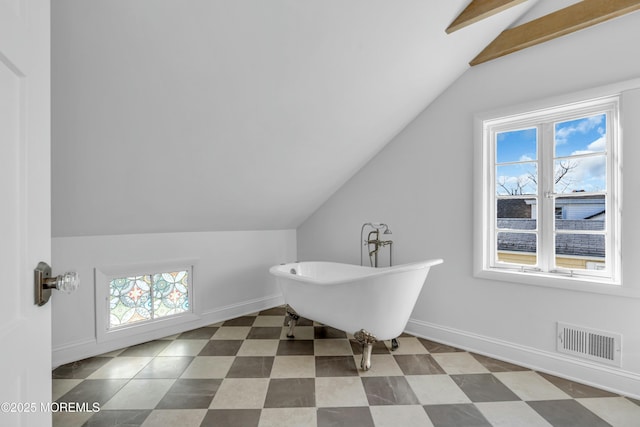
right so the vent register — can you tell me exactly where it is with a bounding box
[557,322,621,367]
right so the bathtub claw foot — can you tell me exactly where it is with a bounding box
[391,338,399,351]
[361,343,373,370]
[354,329,377,371]
[285,305,300,338]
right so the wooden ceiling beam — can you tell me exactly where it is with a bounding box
[446,0,527,34]
[470,0,640,66]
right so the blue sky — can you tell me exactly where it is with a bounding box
[554,114,606,157]
[496,113,607,195]
[497,128,537,163]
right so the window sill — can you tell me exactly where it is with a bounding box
[475,268,640,298]
[97,312,200,344]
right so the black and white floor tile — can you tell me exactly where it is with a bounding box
[52,306,640,426]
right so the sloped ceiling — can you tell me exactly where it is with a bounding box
[52,0,547,237]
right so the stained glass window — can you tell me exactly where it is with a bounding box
[109,270,190,329]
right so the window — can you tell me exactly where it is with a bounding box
[95,260,197,342]
[476,96,620,286]
[555,207,563,220]
[109,270,190,329]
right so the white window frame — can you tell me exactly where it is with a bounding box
[474,93,622,293]
[95,259,199,343]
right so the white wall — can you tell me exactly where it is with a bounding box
[52,230,295,366]
[297,12,640,398]
[51,0,523,237]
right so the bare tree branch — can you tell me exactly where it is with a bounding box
[521,161,578,193]
[555,160,578,192]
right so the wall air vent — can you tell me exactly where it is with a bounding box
[557,322,621,367]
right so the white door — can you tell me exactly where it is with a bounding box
[0,0,52,426]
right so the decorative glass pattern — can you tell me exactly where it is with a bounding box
[109,270,189,329]
[152,271,189,318]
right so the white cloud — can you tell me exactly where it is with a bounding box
[497,171,537,195]
[570,136,606,156]
[555,114,604,145]
[556,155,606,192]
[588,135,606,151]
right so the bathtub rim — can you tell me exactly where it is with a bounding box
[269,258,443,286]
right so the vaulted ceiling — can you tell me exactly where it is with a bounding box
[52,0,633,237]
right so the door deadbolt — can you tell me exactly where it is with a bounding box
[34,262,79,306]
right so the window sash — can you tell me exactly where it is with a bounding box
[95,260,198,344]
[485,97,619,282]
[109,270,190,330]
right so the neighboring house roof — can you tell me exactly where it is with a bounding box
[497,219,605,258]
[497,233,605,258]
[497,196,606,258]
[497,199,531,219]
[525,195,606,205]
[585,210,606,219]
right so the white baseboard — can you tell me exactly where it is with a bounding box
[406,318,640,400]
[199,294,285,322]
[52,294,285,368]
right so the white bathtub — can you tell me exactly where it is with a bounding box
[269,259,443,369]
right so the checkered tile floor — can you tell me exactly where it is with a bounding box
[52,306,640,426]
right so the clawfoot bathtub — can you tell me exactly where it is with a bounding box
[269,259,443,370]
